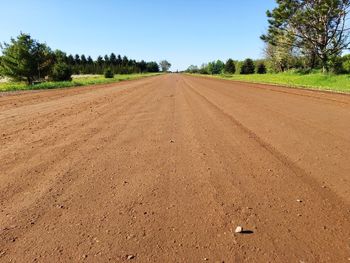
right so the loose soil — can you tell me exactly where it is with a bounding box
[1,74,349,262]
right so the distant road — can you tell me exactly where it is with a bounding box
[1,74,349,262]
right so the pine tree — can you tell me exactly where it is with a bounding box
[74,54,81,65]
[240,59,255,74]
[110,53,117,65]
[117,55,122,65]
[122,56,129,66]
[261,0,350,72]
[257,62,267,74]
[81,55,87,65]
[224,59,236,74]
[138,60,147,73]
[104,55,110,65]
[87,56,93,64]
[0,33,53,84]
[96,56,104,66]
[67,55,75,65]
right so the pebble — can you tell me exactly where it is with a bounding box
[235,226,243,233]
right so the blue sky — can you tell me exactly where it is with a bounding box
[0,0,276,70]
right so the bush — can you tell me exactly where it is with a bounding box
[240,59,255,74]
[104,68,114,78]
[199,67,209,74]
[50,62,72,81]
[340,54,350,73]
[257,62,267,74]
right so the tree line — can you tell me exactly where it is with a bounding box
[186,58,267,75]
[57,52,160,75]
[0,33,171,84]
[187,0,350,75]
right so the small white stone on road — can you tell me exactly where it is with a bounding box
[235,226,243,233]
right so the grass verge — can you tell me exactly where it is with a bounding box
[0,73,161,92]
[190,72,350,93]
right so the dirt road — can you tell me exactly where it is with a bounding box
[1,74,349,262]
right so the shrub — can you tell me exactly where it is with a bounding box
[104,68,114,78]
[257,62,267,74]
[199,67,209,74]
[340,54,350,73]
[50,62,72,81]
[240,59,255,74]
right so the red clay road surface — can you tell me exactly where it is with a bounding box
[0,74,350,262]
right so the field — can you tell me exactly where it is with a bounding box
[1,74,349,262]
[194,72,350,93]
[0,73,161,92]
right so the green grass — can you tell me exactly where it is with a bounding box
[0,73,161,92]
[192,72,350,93]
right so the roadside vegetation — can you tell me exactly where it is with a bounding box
[186,0,350,93]
[0,73,160,92]
[0,33,169,91]
[193,72,350,93]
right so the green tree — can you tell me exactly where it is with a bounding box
[342,54,350,73]
[208,60,224,74]
[81,55,87,65]
[104,55,110,65]
[224,59,236,74]
[87,56,93,64]
[263,33,300,72]
[122,56,129,66]
[74,54,81,65]
[261,0,350,72]
[199,63,209,74]
[117,55,122,65]
[187,65,199,73]
[50,62,72,81]
[240,59,255,74]
[110,53,117,65]
[67,54,75,65]
[138,60,147,73]
[159,60,171,72]
[0,33,53,84]
[146,62,159,72]
[54,50,67,63]
[96,56,104,66]
[257,62,267,74]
